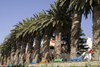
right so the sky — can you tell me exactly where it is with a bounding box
[0,0,93,45]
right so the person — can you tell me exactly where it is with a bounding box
[61,45,65,53]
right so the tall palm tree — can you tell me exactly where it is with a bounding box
[11,22,24,64]
[41,26,53,60]
[46,1,72,59]
[69,10,82,59]
[17,22,28,64]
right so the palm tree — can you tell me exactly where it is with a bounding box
[11,22,24,64]
[7,33,17,63]
[69,10,82,59]
[46,1,72,59]
[41,27,53,60]
[17,22,28,64]
[38,7,72,59]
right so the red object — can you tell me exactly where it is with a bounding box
[90,49,93,51]
[90,49,93,54]
[26,54,28,55]
[51,40,55,43]
[91,52,93,54]
[3,62,6,65]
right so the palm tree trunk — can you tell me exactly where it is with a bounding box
[7,51,11,65]
[15,41,21,64]
[92,2,100,60]
[20,39,27,64]
[33,31,42,62]
[42,29,52,60]
[54,23,62,59]
[70,11,82,59]
[4,54,7,64]
[26,37,34,64]
[6,53,8,65]
[1,54,4,65]
[11,43,16,63]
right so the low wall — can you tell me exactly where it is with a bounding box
[28,61,100,67]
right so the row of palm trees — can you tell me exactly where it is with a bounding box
[0,0,100,65]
